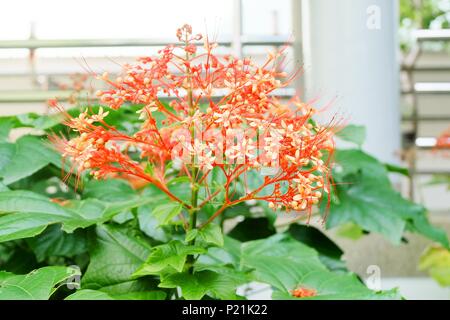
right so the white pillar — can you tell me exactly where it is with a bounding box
[301,0,401,164]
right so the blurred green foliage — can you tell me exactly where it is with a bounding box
[399,0,450,51]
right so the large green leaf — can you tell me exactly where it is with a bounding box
[0,191,83,242]
[133,240,205,277]
[82,224,152,290]
[0,266,78,300]
[327,173,449,246]
[241,234,399,300]
[329,149,449,247]
[0,190,160,242]
[271,272,401,300]
[0,135,61,185]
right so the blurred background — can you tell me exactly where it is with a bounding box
[0,0,449,299]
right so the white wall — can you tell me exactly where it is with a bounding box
[301,0,401,164]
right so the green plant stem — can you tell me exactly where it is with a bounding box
[185,45,198,274]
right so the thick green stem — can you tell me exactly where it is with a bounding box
[188,172,199,235]
[186,212,197,272]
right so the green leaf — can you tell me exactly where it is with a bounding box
[26,224,87,262]
[241,234,325,292]
[185,229,198,243]
[271,272,401,300]
[138,204,170,242]
[65,289,114,300]
[96,278,160,297]
[327,175,406,244]
[0,113,62,134]
[329,149,449,248]
[133,240,205,277]
[159,270,244,300]
[167,176,191,186]
[288,224,343,259]
[167,179,191,203]
[241,234,398,300]
[83,179,137,225]
[333,149,391,185]
[65,289,167,300]
[327,173,449,246]
[407,214,449,249]
[152,203,183,226]
[385,163,409,177]
[0,135,61,185]
[0,266,78,300]
[0,143,15,172]
[419,245,450,286]
[0,191,84,242]
[288,224,346,271]
[113,291,167,300]
[0,119,14,142]
[197,223,224,247]
[0,190,159,242]
[336,125,366,147]
[199,236,242,268]
[83,179,135,202]
[82,224,152,290]
[3,112,64,131]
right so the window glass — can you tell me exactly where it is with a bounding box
[242,0,292,36]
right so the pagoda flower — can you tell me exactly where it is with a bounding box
[50,24,337,231]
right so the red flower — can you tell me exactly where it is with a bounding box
[50,25,337,223]
[291,286,317,298]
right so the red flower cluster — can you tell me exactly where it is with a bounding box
[436,127,450,149]
[291,286,317,298]
[51,24,336,222]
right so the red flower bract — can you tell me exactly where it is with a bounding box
[51,24,338,222]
